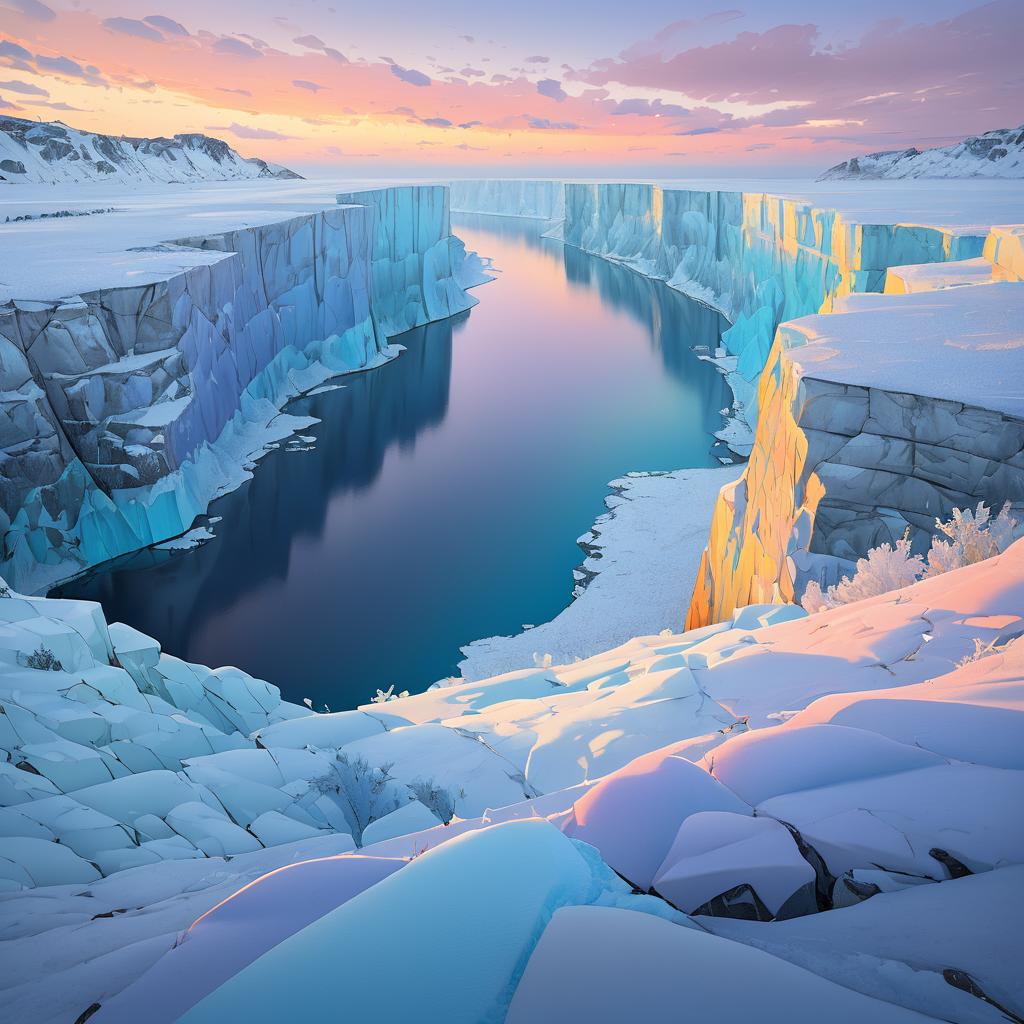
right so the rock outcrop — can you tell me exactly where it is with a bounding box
[687,273,1024,628]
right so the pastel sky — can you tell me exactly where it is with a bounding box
[0,0,1021,177]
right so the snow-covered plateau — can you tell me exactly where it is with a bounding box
[1,171,1024,1022]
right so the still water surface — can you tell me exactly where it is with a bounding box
[59,215,730,707]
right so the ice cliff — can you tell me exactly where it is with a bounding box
[820,124,1024,180]
[687,231,1024,628]
[0,117,301,186]
[449,178,565,223]
[555,180,1023,627]
[0,186,478,592]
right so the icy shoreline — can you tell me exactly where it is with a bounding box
[458,466,742,681]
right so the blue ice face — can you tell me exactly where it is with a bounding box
[58,213,730,707]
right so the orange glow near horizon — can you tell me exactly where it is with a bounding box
[0,1,1020,177]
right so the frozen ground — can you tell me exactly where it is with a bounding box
[0,540,1021,1022]
[459,466,741,681]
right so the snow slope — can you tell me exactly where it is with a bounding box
[1,540,1022,1022]
[0,117,301,186]
[820,124,1024,181]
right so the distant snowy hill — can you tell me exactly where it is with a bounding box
[819,124,1024,180]
[0,117,302,185]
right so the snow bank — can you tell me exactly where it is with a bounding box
[459,467,741,680]
[1,540,1023,1022]
[507,905,931,1023]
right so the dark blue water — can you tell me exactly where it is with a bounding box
[57,216,730,708]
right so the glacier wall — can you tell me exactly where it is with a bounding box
[556,182,1024,628]
[449,179,565,223]
[0,186,478,593]
[562,182,985,431]
[686,280,1024,628]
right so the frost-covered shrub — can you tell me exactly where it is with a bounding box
[333,755,404,840]
[24,645,63,671]
[802,503,1020,613]
[370,684,409,704]
[409,778,465,824]
[801,537,923,613]
[956,636,1011,668]
[925,502,1018,577]
[533,652,553,669]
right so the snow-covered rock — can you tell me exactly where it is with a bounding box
[652,812,817,918]
[561,743,751,891]
[0,117,301,186]
[1,539,1023,1021]
[820,124,1024,181]
[507,905,932,1023]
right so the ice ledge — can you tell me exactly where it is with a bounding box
[782,283,1024,420]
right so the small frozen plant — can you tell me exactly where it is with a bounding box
[802,535,923,612]
[925,501,1018,577]
[371,684,410,704]
[956,636,1011,668]
[24,644,63,672]
[533,652,553,669]
[803,502,1021,613]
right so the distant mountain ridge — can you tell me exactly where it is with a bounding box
[819,124,1024,180]
[0,116,302,185]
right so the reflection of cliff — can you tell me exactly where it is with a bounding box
[58,316,458,655]
[561,243,728,387]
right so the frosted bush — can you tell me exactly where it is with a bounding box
[925,502,1017,577]
[801,537,924,613]
[409,779,466,824]
[802,502,1020,613]
[533,652,553,669]
[956,636,1011,668]
[370,684,409,704]
[333,755,403,840]
[24,645,63,672]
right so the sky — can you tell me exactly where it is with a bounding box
[0,0,1021,178]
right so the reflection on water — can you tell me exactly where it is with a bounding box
[58,215,730,708]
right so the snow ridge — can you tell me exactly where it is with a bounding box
[819,124,1024,180]
[0,116,302,186]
